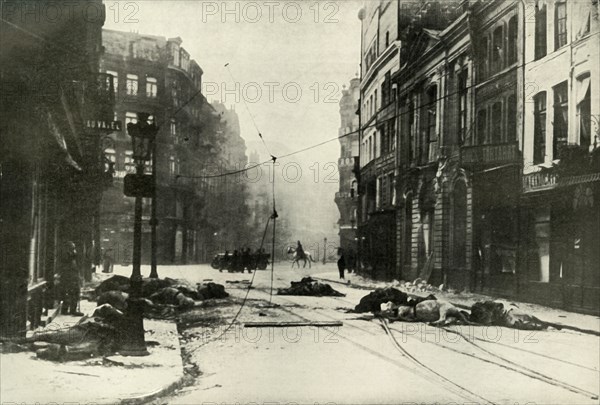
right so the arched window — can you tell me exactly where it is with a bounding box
[452,181,467,268]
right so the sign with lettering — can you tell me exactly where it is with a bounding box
[86,120,122,131]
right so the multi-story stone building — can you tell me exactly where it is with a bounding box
[519,0,599,313]
[99,29,248,266]
[357,0,461,281]
[357,0,402,280]
[1,0,114,335]
[356,0,599,313]
[335,77,360,269]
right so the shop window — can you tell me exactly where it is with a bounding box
[506,94,517,142]
[553,81,568,159]
[555,2,567,50]
[534,92,547,164]
[477,108,487,145]
[507,16,518,65]
[146,76,157,98]
[535,4,547,60]
[126,74,138,96]
[576,74,591,148]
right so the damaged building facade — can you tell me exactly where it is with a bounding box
[1,0,115,336]
[356,0,600,314]
[99,30,250,266]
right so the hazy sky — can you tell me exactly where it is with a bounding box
[104,0,363,245]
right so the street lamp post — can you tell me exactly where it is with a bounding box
[323,237,327,264]
[149,134,158,279]
[121,112,157,356]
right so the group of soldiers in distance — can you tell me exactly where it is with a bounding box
[213,247,270,272]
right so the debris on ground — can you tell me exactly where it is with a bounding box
[277,277,345,297]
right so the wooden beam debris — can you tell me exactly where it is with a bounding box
[243,321,343,328]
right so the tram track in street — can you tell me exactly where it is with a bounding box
[242,282,599,403]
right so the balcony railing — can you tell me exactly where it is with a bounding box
[523,170,558,193]
[460,142,520,167]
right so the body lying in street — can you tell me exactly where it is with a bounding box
[382,300,471,326]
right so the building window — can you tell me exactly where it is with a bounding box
[458,69,468,143]
[126,74,138,96]
[506,94,517,142]
[535,4,547,60]
[477,108,487,145]
[374,90,378,113]
[385,31,390,47]
[507,16,518,65]
[577,74,591,148]
[492,25,504,73]
[389,120,396,152]
[533,92,547,164]
[170,119,177,137]
[553,81,568,159]
[169,156,176,175]
[555,2,567,50]
[172,82,179,107]
[106,70,118,93]
[146,77,157,98]
[173,46,180,66]
[125,112,137,125]
[426,85,437,142]
[491,102,502,143]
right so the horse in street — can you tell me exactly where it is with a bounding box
[287,246,316,269]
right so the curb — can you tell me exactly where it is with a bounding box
[120,374,188,405]
[314,275,600,337]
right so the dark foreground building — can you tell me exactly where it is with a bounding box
[1,0,114,336]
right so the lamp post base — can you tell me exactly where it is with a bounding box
[119,298,149,357]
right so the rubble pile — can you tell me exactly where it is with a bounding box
[278,277,345,297]
[397,278,441,294]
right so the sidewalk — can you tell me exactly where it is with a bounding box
[1,298,185,404]
[313,269,600,335]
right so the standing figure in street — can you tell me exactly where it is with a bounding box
[337,248,346,280]
[102,248,114,273]
[58,241,83,316]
